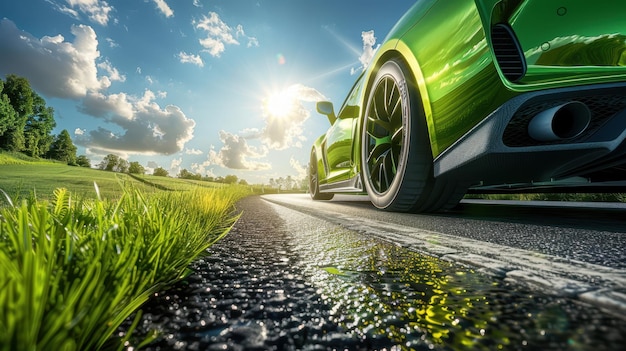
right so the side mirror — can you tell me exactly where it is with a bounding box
[316,101,336,125]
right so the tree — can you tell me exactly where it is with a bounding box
[153,167,168,177]
[0,75,34,151]
[98,154,119,171]
[98,154,128,172]
[224,174,238,184]
[0,80,17,140]
[76,155,91,168]
[0,75,57,156]
[276,177,286,190]
[128,161,145,174]
[47,129,77,164]
[178,168,193,179]
[23,94,56,157]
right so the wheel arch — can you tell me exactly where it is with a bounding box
[359,40,437,165]
[311,135,326,177]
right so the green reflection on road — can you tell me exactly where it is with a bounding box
[315,239,502,350]
[286,214,624,351]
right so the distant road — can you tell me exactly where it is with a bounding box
[261,193,626,316]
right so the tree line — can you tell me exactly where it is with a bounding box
[0,74,85,166]
[97,154,247,184]
[268,176,307,191]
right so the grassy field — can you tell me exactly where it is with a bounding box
[0,152,251,351]
[0,151,229,201]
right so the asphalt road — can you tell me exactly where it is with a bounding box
[126,194,626,350]
[261,194,626,317]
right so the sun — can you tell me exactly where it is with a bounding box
[264,90,296,118]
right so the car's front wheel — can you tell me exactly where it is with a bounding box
[361,58,465,212]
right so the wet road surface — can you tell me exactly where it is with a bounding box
[125,195,626,350]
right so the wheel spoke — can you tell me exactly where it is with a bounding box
[367,115,391,135]
[369,155,384,192]
[385,80,399,116]
[391,126,404,143]
[381,152,392,189]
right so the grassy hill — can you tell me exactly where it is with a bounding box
[0,152,223,201]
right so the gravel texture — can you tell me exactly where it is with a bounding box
[123,196,388,350]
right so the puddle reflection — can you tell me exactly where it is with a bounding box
[292,224,624,350]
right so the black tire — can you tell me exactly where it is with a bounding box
[361,58,466,212]
[309,150,334,200]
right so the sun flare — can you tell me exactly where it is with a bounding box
[265,90,296,118]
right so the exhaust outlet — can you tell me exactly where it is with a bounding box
[528,101,591,142]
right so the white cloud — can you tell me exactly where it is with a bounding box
[0,19,116,99]
[185,148,203,155]
[74,128,85,135]
[152,0,174,18]
[76,90,196,155]
[66,0,114,26]
[170,157,182,174]
[45,0,80,19]
[105,37,118,48]
[259,84,327,150]
[178,51,204,67]
[192,0,202,8]
[191,162,215,177]
[247,37,259,48]
[97,60,126,82]
[194,12,257,57]
[80,91,134,119]
[351,30,379,75]
[146,161,160,175]
[208,131,271,170]
[194,12,238,57]
[235,24,259,48]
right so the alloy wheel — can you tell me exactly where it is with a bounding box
[364,75,405,194]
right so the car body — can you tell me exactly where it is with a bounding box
[309,0,626,212]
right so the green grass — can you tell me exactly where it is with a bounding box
[0,151,57,165]
[0,163,141,200]
[0,152,227,200]
[0,152,252,350]
[129,173,226,191]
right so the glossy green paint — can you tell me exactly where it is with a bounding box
[371,0,626,157]
[314,0,626,188]
[316,75,366,185]
[381,0,511,157]
[510,1,626,88]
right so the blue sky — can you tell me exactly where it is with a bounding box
[0,0,414,183]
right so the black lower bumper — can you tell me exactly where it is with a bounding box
[433,82,626,190]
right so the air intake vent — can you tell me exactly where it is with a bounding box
[491,23,526,82]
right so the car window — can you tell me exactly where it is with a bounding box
[337,73,365,119]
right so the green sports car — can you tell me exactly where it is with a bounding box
[309,0,626,212]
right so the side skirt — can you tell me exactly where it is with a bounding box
[319,173,364,193]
